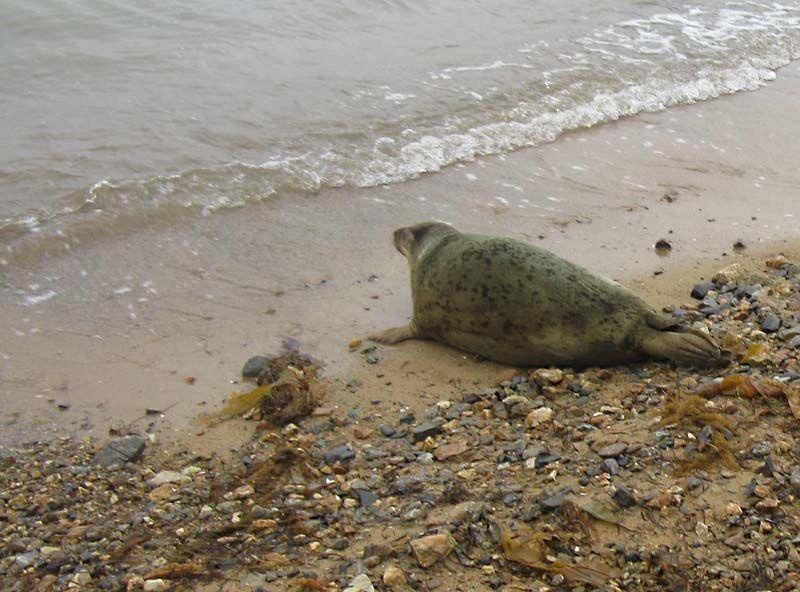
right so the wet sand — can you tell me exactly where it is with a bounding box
[1,62,800,445]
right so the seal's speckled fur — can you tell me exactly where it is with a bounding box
[372,222,721,367]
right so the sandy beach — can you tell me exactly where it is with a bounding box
[2,62,800,446]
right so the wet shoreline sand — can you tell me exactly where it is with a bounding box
[1,62,800,445]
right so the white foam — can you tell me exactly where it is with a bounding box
[22,290,58,306]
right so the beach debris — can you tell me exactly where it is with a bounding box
[500,527,619,586]
[733,239,746,252]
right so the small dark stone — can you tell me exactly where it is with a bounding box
[761,313,781,333]
[92,436,147,467]
[534,452,560,469]
[691,283,716,300]
[358,490,379,508]
[613,484,636,508]
[752,442,771,458]
[379,424,396,437]
[702,303,731,317]
[392,475,425,495]
[733,239,746,252]
[463,393,481,404]
[503,493,522,507]
[759,457,777,477]
[323,444,356,464]
[602,458,620,476]
[398,413,416,425]
[411,421,442,442]
[597,443,627,458]
[242,356,270,379]
[585,466,601,477]
[617,454,631,467]
[540,489,571,510]
[698,425,713,448]
[687,477,704,490]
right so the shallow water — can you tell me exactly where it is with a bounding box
[3,0,800,263]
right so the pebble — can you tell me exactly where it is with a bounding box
[524,407,554,428]
[410,533,456,568]
[752,442,771,458]
[596,442,627,458]
[613,484,636,508]
[343,573,375,592]
[241,355,270,380]
[690,283,716,300]
[761,313,781,333]
[534,452,560,469]
[146,470,191,488]
[323,444,356,464]
[411,421,443,442]
[383,565,407,588]
[602,458,620,476]
[143,579,171,592]
[93,435,147,467]
[532,368,564,385]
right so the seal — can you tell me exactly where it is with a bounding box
[371,222,722,367]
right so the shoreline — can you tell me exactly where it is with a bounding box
[2,63,800,445]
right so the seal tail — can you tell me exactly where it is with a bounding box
[640,326,723,366]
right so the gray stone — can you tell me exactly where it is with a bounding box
[597,442,627,458]
[613,484,636,508]
[602,458,620,475]
[692,282,716,300]
[146,470,190,488]
[788,335,800,349]
[323,444,356,464]
[93,436,147,467]
[752,442,771,458]
[778,326,800,341]
[411,421,442,442]
[761,313,781,333]
[534,452,560,469]
[242,355,270,379]
[379,424,396,437]
[359,490,379,509]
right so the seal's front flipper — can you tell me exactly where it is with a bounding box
[640,326,724,366]
[370,322,419,345]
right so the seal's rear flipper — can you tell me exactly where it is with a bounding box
[640,326,725,367]
[369,322,419,345]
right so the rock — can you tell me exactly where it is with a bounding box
[761,313,781,333]
[602,458,620,475]
[143,579,170,592]
[379,424,396,437]
[613,484,636,508]
[93,435,147,467]
[434,440,470,461]
[752,442,771,458]
[410,533,456,568]
[534,452,560,469]
[146,470,191,488]
[655,238,672,253]
[532,368,564,385]
[712,263,744,286]
[690,283,716,300]
[778,326,800,341]
[788,335,800,349]
[383,565,407,588]
[596,442,627,458]
[323,444,356,464]
[524,407,554,428]
[426,501,485,527]
[411,421,443,442]
[343,573,375,592]
[766,254,790,269]
[241,355,270,380]
[359,490,379,509]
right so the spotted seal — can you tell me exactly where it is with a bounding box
[371,222,721,367]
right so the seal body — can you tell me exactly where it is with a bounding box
[372,222,721,367]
